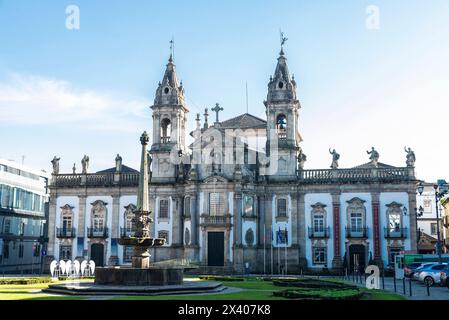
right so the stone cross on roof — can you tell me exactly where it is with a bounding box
[211,103,223,123]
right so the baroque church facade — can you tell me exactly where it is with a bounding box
[47,46,419,273]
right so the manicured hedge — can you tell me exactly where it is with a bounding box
[198,275,245,282]
[272,278,358,290]
[0,277,52,285]
[57,275,95,280]
[273,288,363,300]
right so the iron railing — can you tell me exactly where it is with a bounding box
[200,214,232,226]
[308,226,330,239]
[87,227,109,238]
[345,226,368,239]
[384,227,407,239]
[56,228,76,238]
[120,227,135,238]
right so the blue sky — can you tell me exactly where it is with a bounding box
[0,0,448,182]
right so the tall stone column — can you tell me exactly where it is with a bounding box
[297,191,307,268]
[331,192,343,269]
[408,190,418,252]
[371,192,382,266]
[258,195,265,245]
[234,193,242,245]
[290,192,298,245]
[111,195,120,238]
[47,193,57,257]
[76,195,87,260]
[108,194,120,266]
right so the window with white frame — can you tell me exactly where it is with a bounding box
[159,199,169,219]
[313,247,326,264]
[313,214,325,232]
[277,198,287,217]
[350,213,363,232]
[388,212,401,231]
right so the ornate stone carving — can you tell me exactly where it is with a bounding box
[329,148,340,169]
[60,204,74,215]
[115,154,122,172]
[51,156,60,175]
[404,147,416,167]
[81,155,89,174]
[297,148,307,170]
[245,228,254,246]
[366,147,379,166]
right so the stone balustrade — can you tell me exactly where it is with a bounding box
[300,167,413,183]
[51,172,140,188]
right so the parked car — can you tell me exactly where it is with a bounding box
[405,263,425,278]
[439,266,449,289]
[418,263,447,286]
[412,263,437,281]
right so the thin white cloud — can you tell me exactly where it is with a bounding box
[0,73,151,132]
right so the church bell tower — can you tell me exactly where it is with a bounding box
[149,51,189,183]
[264,41,302,181]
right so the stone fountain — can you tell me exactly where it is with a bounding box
[94,131,183,286]
[43,132,223,295]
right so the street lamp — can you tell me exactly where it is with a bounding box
[418,180,449,264]
[415,206,424,246]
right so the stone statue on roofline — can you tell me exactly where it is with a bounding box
[329,148,340,169]
[51,156,60,175]
[115,154,122,172]
[72,163,76,174]
[366,147,379,166]
[81,155,89,174]
[297,148,307,170]
[404,147,416,167]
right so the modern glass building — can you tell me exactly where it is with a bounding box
[0,159,49,273]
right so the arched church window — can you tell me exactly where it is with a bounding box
[164,87,170,94]
[276,114,287,140]
[278,81,284,89]
[161,118,171,143]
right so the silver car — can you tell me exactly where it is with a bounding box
[412,263,437,281]
[418,263,448,286]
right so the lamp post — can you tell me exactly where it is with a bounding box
[418,181,449,264]
[415,206,424,247]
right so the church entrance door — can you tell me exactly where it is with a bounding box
[207,232,224,266]
[91,243,104,267]
[348,244,366,273]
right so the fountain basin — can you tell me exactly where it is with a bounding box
[95,266,184,286]
[118,237,165,247]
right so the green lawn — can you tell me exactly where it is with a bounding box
[0,277,406,301]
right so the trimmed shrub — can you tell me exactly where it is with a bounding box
[198,275,245,282]
[0,277,52,285]
[273,288,363,300]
